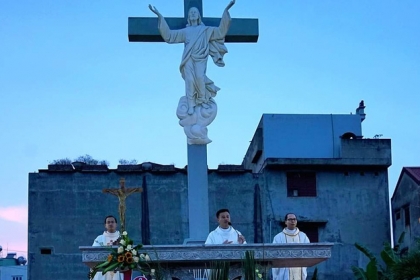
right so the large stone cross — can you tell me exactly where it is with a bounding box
[102,178,143,233]
[127,0,258,242]
[128,0,259,43]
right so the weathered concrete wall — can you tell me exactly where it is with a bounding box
[261,114,362,159]
[28,170,184,279]
[28,163,390,280]
[341,138,392,163]
[262,167,390,279]
[391,172,420,250]
[28,167,262,280]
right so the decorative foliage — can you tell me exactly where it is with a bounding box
[88,231,150,279]
[351,232,420,280]
[390,250,420,280]
[209,261,230,280]
[351,242,379,280]
[242,251,264,280]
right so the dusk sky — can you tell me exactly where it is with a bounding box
[1,0,419,258]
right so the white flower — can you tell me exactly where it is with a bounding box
[140,253,145,259]
[258,274,263,279]
[120,239,126,246]
[126,244,132,250]
[145,254,151,261]
[122,231,128,236]
[132,249,137,256]
[133,256,140,263]
[118,246,124,253]
[151,269,156,274]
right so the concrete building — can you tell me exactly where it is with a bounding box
[28,102,392,279]
[391,167,420,252]
[0,251,27,280]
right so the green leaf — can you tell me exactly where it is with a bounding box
[355,243,377,263]
[94,261,110,269]
[380,242,399,268]
[366,261,378,280]
[351,266,368,280]
[102,262,121,274]
[311,267,318,280]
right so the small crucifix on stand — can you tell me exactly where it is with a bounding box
[103,178,143,233]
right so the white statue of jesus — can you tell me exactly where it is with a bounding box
[149,1,235,145]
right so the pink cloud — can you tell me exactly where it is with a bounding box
[0,221,27,258]
[0,206,28,258]
[0,205,27,224]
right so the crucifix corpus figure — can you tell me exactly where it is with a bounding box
[149,0,236,145]
[102,178,143,232]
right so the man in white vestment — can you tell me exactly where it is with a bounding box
[205,208,246,244]
[272,213,310,280]
[92,215,123,280]
[149,1,235,115]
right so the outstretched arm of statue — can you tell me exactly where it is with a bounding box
[148,4,163,18]
[225,0,235,11]
[149,5,185,43]
[102,189,118,196]
[125,189,141,196]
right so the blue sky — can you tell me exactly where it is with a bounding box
[0,0,419,258]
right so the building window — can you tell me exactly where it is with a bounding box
[395,210,401,220]
[12,276,23,280]
[404,206,410,226]
[287,172,316,197]
[297,222,319,242]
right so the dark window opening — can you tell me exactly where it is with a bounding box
[404,206,410,226]
[40,248,52,255]
[298,223,319,242]
[287,172,316,197]
[252,150,262,163]
[341,132,357,139]
[395,210,401,220]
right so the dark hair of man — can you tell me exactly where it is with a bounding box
[284,213,296,222]
[216,208,230,218]
[104,215,118,224]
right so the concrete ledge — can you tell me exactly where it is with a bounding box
[264,157,391,167]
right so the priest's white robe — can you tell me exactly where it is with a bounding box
[205,226,246,244]
[272,228,310,280]
[92,231,123,280]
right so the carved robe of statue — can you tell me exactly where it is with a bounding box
[157,8,231,144]
[158,8,230,112]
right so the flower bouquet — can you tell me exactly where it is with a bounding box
[89,231,150,280]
